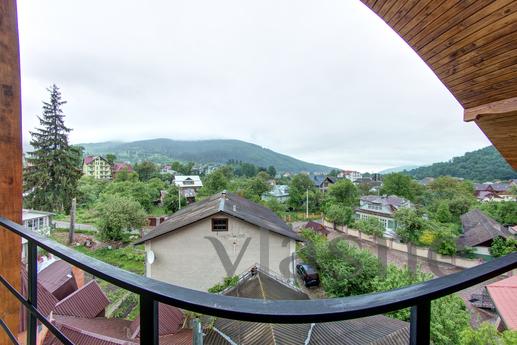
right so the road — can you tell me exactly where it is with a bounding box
[53,220,97,232]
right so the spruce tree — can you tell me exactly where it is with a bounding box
[24,85,82,212]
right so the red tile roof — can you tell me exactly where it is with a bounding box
[486,275,517,330]
[113,163,133,172]
[83,156,95,165]
[54,280,109,318]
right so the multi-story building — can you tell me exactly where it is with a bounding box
[355,195,412,237]
[338,170,362,182]
[82,156,112,179]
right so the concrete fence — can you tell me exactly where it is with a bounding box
[322,220,479,269]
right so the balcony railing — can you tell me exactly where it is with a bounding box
[0,215,516,345]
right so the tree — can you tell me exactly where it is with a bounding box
[105,153,117,165]
[490,237,517,257]
[134,161,158,181]
[435,201,452,223]
[355,217,385,237]
[267,165,277,178]
[477,201,517,225]
[288,174,316,211]
[373,265,470,345]
[76,176,109,208]
[460,322,517,345]
[202,169,228,195]
[114,169,139,182]
[101,180,159,212]
[326,179,358,207]
[394,208,425,244]
[24,85,82,212]
[263,198,286,216]
[162,185,185,214]
[95,194,147,241]
[380,173,415,201]
[326,205,353,226]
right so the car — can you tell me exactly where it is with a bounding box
[296,263,320,287]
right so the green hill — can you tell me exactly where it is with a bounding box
[79,138,334,173]
[406,146,517,182]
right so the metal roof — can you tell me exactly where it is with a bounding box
[486,275,517,330]
[135,191,301,244]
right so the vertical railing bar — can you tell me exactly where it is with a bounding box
[140,294,158,345]
[409,300,431,345]
[27,241,38,345]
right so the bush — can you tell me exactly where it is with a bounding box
[326,204,353,226]
[355,217,385,237]
[95,195,147,241]
[208,276,239,293]
[490,237,517,257]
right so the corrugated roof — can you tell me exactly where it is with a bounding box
[54,280,110,318]
[135,192,300,244]
[39,259,78,300]
[458,209,512,247]
[130,303,184,337]
[486,275,517,330]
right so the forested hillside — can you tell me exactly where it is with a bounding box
[407,146,517,181]
[80,138,334,173]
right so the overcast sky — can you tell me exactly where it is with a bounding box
[17,0,491,172]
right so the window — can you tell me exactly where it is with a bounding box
[212,218,228,231]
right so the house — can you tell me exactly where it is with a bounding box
[355,195,412,237]
[82,155,112,179]
[486,275,517,330]
[134,191,301,292]
[160,164,177,175]
[111,162,133,178]
[173,175,203,202]
[475,183,515,202]
[262,184,289,203]
[417,177,435,186]
[215,265,410,345]
[312,175,336,192]
[338,170,362,182]
[23,209,53,236]
[458,210,513,256]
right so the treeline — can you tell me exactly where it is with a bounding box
[406,146,517,182]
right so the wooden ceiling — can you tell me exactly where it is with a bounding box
[361,0,517,170]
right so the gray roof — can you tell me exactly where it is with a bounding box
[458,209,513,247]
[135,191,301,244]
[211,268,409,345]
[360,195,409,208]
[475,183,510,192]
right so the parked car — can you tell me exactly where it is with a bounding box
[296,263,320,287]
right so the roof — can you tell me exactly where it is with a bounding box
[475,183,510,192]
[130,303,184,337]
[303,221,331,235]
[486,276,517,330]
[38,259,78,300]
[54,280,110,318]
[135,191,301,244]
[213,269,409,345]
[268,185,289,197]
[22,209,53,220]
[112,162,133,172]
[458,209,513,247]
[83,155,109,165]
[174,175,203,187]
[360,195,409,209]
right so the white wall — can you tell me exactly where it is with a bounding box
[145,212,295,291]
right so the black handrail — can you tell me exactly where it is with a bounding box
[1,215,516,345]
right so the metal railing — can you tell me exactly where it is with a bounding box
[0,215,516,345]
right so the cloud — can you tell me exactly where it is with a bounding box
[18,0,490,172]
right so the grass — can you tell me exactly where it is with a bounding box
[53,207,98,224]
[74,245,145,275]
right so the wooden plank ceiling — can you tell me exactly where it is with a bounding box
[361,0,517,169]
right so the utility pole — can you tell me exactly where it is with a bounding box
[69,197,76,245]
[178,187,181,210]
[306,188,309,219]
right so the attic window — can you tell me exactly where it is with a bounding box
[212,218,228,232]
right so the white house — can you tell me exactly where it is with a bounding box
[355,195,412,237]
[134,191,301,292]
[173,175,203,200]
[338,170,362,182]
[262,185,289,203]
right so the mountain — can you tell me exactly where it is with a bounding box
[378,165,421,174]
[78,138,335,173]
[406,146,517,182]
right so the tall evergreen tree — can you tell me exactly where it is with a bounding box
[24,85,82,212]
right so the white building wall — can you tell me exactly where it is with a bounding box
[145,213,295,291]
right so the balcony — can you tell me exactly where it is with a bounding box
[1,1,517,344]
